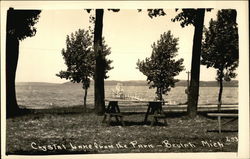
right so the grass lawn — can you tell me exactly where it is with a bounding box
[6,105,238,155]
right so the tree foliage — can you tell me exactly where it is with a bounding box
[137,31,184,100]
[147,9,166,18]
[57,29,93,87]
[201,9,238,76]
[56,29,113,108]
[172,9,212,27]
[7,8,41,40]
[201,9,238,110]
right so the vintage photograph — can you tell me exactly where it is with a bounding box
[1,1,249,158]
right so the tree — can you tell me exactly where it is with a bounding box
[201,9,238,111]
[143,9,210,118]
[86,9,119,115]
[56,29,113,109]
[172,9,207,118]
[6,8,41,118]
[137,31,184,101]
[93,9,105,115]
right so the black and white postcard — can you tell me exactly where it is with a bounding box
[1,1,249,159]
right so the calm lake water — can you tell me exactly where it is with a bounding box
[16,83,238,109]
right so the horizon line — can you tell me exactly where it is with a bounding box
[15,79,238,84]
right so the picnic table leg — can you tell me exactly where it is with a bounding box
[144,104,151,123]
[163,118,167,126]
[155,116,158,123]
[115,103,121,113]
[102,114,107,123]
[114,104,120,123]
[218,116,221,133]
[159,107,167,126]
[151,103,158,126]
[120,116,125,126]
[150,111,158,126]
[115,116,120,123]
[110,101,117,113]
[115,103,126,126]
[159,106,167,126]
[108,114,111,126]
[150,102,167,126]
[151,117,157,126]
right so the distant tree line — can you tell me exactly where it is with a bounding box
[62,79,238,87]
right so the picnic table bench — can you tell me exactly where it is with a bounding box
[207,113,238,133]
[102,99,167,126]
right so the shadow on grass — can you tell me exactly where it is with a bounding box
[105,120,167,127]
[126,121,167,126]
[107,121,167,127]
[6,108,34,118]
[6,106,97,121]
[121,112,188,117]
[207,130,238,133]
[16,105,95,115]
[104,110,239,127]
[9,105,238,121]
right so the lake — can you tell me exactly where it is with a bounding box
[15,83,238,109]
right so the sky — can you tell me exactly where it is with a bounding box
[14,9,234,83]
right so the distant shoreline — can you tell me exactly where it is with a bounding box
[16,80,238,87]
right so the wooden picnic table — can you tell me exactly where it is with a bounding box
[102,99,167,126]
[207,113,238,133]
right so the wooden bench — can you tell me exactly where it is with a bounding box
[207,113,238,133]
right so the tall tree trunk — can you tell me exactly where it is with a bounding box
[83,88,88,110]
[218,74,223,112]
[94,9,105,115]
[6,9,21,118]
[156,87,163,101]
[159,88,163,101]
[187,9,205,118]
